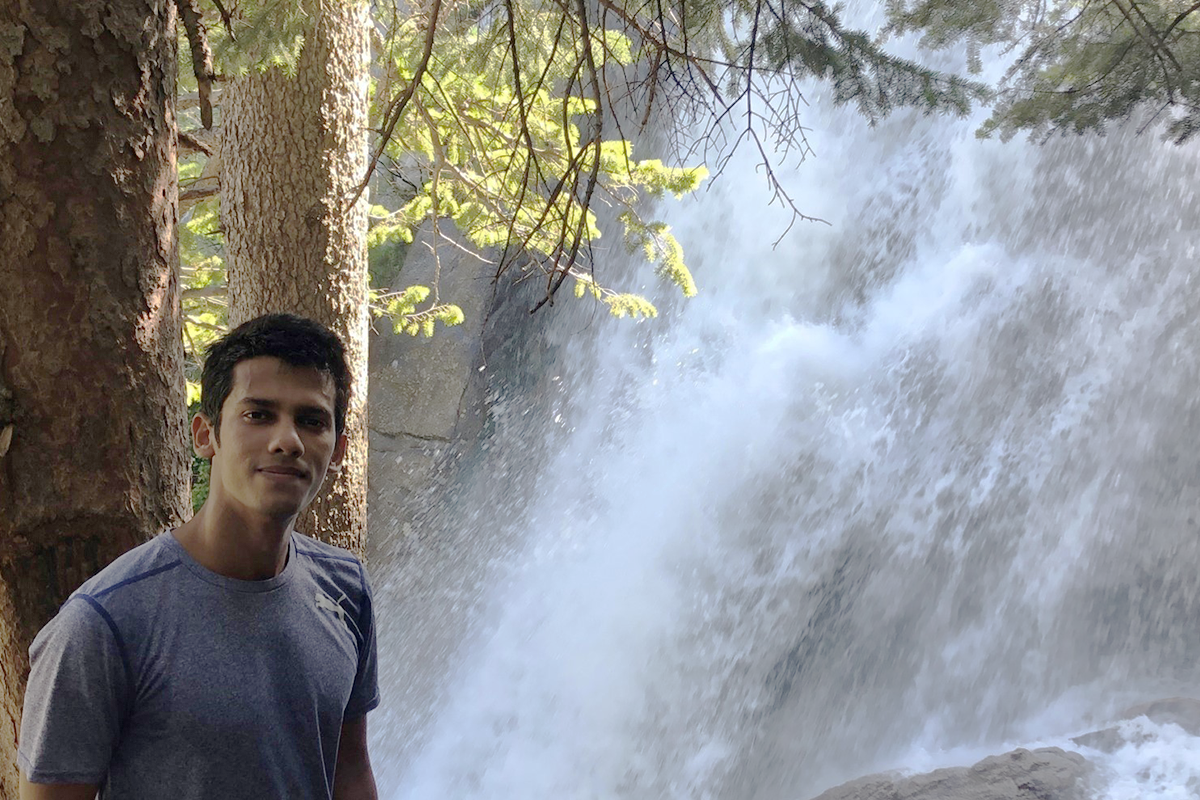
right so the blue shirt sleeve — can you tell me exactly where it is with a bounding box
[344,565,379,719]
[18,595,130,784]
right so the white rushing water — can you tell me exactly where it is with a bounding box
[369,13,1200,800]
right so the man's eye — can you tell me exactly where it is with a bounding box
[245,410,268,421]
[301,418,327,429]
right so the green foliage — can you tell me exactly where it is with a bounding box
[887,0,1200,143]
[205,0,309,76]
[741,0,985,120]
[618,212,697,298]
[885,0,1024,52]
[175,0,990,332]
[367,204,417,249]
[370,286,466,337]
[605,293,660,319]
[570,273,659,319]
[192,447,211,512]
[179,186,226,398]
[370,0,708,318]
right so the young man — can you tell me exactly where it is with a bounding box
[17,314,379,800]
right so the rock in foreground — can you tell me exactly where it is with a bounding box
[810,747,1091,800]
[1071,696,1200,752]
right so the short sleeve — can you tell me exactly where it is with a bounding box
[343,566,379,719]
[18,595,131,784]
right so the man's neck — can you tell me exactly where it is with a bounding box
[173,501,294,581]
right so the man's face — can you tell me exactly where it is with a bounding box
[195,356,346,524]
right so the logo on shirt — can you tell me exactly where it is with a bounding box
[315,589,349,627]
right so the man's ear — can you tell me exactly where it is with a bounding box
[192,413,217,459]
[328,432,348,476]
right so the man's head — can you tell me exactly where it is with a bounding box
[193,314,351,524]
[200,313,350,439]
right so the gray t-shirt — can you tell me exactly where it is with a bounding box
[18,530,379,799]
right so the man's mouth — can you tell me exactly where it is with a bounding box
[259,466,307,479]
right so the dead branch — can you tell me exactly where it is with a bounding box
[179,89,223,112]
[179,129,217,156]
[181,185,219,211]
[348,0,444,209]
[182,282,227,301]
[210,0,236,39]
[178,0,216,129]
[531,0,604,313]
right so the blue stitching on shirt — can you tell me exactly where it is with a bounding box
[72,595,133,688]
[296,548,359,564]
[93,560,182,599]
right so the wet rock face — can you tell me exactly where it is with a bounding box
[1116,697,1200,734]
[810,747,1092,800]
[809,698,1200,800]
[366,222,495,529]
[1072,696,1200,753]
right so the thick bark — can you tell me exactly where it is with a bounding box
[220,0,371,556]
[0,1,188,793]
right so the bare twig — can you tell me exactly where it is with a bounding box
[347,0,444,209]
[496,0,544,279]
[182,282,227,301]
[181,185,219,209]
[179,129,215,156]
[416,101,446,304]
[178,0,216,129]
[532,0,604,313]
[210,0,236,39]
[1163,1,1200,39]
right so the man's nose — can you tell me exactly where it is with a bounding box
[269,420,304,456]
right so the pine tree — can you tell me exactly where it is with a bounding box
[887,0,1200,143]
[219,0,373,554]
[0,1,189,792]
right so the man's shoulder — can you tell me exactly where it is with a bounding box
[73,532,185,604]
[36,534,182,647]
[292,532,364,568]
[292,533,368,592]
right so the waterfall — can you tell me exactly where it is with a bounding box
[369,14,1200,799]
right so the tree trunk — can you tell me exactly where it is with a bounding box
[0,1,188,793]
[219,0,371,556]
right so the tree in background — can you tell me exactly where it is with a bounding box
[219,0,373,555]
[0,1,189,794]
[886,0,1200,143]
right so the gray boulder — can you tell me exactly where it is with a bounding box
[810,747,1091,800]
[1071,696,1200,753]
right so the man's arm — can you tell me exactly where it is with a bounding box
[18,772,97,800]
[333,715,378,800]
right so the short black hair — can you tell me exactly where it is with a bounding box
[200,313,350,437]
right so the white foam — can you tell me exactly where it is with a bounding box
[1088,719,1200,800]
